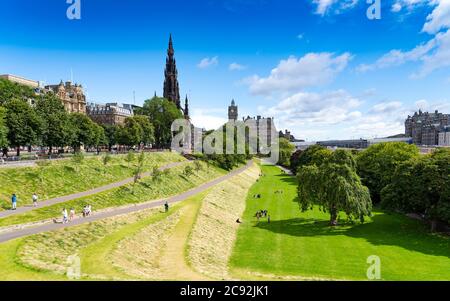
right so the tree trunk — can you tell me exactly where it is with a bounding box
[430,220,437,232]
[329,205,338,226]
[16,146,20,157]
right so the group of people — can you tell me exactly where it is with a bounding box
[9,193,39,210]
[255,209,270,223]
[58,205,92,224]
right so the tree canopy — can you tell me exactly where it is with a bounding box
[297,149,372,225]
[140,96,182,148]
[278,137,295,167]
[290,144,332,174]
[356,142,419,202]
[0,106,8,148]
[4,99,42,155]
[381,148,450,230]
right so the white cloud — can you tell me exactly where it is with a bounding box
[297,33,304,40]
[229,62,246,71]
[262,89,450,140]
[423,0,450,34]
[391,3,403,12]
[245,52,351,96]
[266,90,362,127]
[197,56,219,69]
[356,28,450,78]
[312,0,359,15]
[190,108,227,130]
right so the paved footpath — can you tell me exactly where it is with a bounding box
[0,161,253,243]
[0,161,189,219]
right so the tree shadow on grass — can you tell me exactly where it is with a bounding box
[255,213,450,258]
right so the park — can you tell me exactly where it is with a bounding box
[0,147,448,281]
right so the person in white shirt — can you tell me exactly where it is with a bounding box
[62,208,68,224]
[32,193,38,207]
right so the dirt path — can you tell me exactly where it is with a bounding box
[0,161,188,219]
[158,200,209,280]
[0,161,253,243]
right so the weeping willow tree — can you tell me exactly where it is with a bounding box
[297,149,372,226]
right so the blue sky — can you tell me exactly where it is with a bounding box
[1,0,450,140]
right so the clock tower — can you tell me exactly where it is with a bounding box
[228,99,238,121]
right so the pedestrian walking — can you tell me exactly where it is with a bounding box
[11,194,17,210]
[69,208,75,221]
[62,208,68,224]
[32,193,38,207]
[164,201,169,213]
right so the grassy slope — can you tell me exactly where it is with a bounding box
[0,152,185,210]
[0,162,224,227]
[187,163,260,280]
[229,165,450,281]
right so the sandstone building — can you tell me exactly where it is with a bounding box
[405,110,450,145]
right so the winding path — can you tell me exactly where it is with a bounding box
[0,161,253,243]
[0,161,188,219]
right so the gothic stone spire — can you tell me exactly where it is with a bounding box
[163,34,181,109]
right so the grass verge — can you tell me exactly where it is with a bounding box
[229,165,450,281]
[0,152,185,210]
[0,162,224,228]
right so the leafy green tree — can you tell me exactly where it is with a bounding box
[125,150,135,167]
[133,151,146,186]
[183,165,194,177]
[102,153,112,166]
[68,113,99,152]
[71,151,84,173]
[297,150,372,225]
[193,160,202,172]
[4,99,42,156]
[290,145,332,173]
[131,115,155,146]
[35,94,72,154]
[278,137,295,167]
[289,149,303,174]
[152,166,163,182]
[0,78,36,106]
[357,142,419,202]
[381,148,450,231]
[140,96,183,148]
[103,125,119,151]
[0,106,8,148]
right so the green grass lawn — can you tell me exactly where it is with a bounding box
[0,162,225,228]
[0,151,185,210]
[229,165,450,280]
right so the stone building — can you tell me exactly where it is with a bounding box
[0,74,40,88]
[405,110,450,145]
[439,127,450,146]
[86,102,134,126]
[45,81,87,114]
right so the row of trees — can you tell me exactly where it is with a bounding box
[291,142,450,230]
[0,79,185,155]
